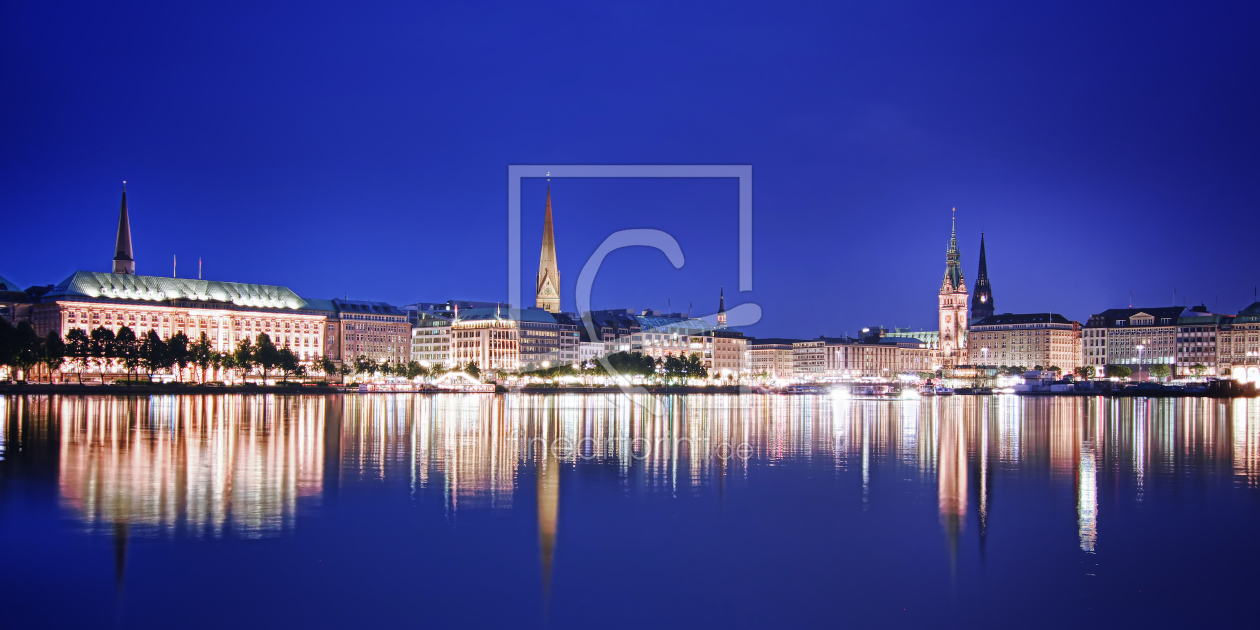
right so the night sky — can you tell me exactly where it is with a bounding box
[2,1,1257,338]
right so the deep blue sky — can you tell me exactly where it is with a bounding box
[2,1,1257,337]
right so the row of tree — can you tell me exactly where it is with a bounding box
[518,351,710,382]
[1074,363,1198,380]
[0,320,463,384]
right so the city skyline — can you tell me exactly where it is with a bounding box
[3,3,1258,338]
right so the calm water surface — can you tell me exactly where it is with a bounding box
[1,393,1258,628]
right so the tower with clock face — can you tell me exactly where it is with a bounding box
[939,213,969,366]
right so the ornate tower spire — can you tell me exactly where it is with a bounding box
[535,187,560,312]
[941,209,964,292]
[113,182,135,275]
[938,208,968,366]
[717,286,727,329]
[971,232,995,321]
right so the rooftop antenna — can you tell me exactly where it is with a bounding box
[1129,290,1133,308]
[198,257,202,280]
[173,255,176,278]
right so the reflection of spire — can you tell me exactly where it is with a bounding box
[979,403,991,559]
[114,521,129,603]
[938,414,967,574]
[537,416,559,604]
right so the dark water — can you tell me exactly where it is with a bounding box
[1,393,1258,628]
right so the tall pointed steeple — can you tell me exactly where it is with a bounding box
[113,183,135,275]
[938,209,968,365]
[941,211,964,292]
[717,287,727,329]
[535,187,560,312]
[971,232,995,321]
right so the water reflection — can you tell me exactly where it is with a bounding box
[4,393,1260,558]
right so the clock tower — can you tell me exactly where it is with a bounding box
[938,211,968,366]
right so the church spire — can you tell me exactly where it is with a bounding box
[717,286,727,329]
[971,231,994,321]
[535,186,560,312]
[113,182,135,275]
[949,209,958,254]
[941,208,964,293]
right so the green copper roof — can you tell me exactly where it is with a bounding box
[45,271,308,310]
[0,274,20,292]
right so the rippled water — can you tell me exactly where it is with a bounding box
[1,393,1258,628]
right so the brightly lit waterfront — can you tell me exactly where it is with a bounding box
[2,393,1259,628]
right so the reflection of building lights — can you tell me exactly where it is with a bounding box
[1079,438,1098,552]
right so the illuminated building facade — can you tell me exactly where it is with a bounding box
[25,190,343,374]
[327,299,410,365]
[969,313,1082,371]
[825,340,899,378]
[1081,306,1184,370]
[410,312,453,365]
[1217,302,1260,381]
[792,339,828,379]
[33,272,329,368]
[583,309,641,355]
[519,308,579,369]
[748,338,798,379]
[1175,307,1225,377]
[451,308,520,371]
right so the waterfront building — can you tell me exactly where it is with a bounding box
[970,233,994,322]
[707,329,747,374]
[792,338,833,380]
[410,312,453,365]
[890,336,933,374]
[0,275,38,325]
[579,340,604,363]
[450,308,520,372]
[1081,306,1184,371]
[518,308,579,370]
[938,214,969,367]
[748,338,799,379]
[1216,302,1260,381]
[631,312,746,374]
[27,189,348,379]
[885,327,940,350]
[582,309,642,354]
[968,313,1082,371]
[824,337,899,379]
[552,312,581,365]
[535,188,560,313]
[1175,306,1225,377]
[34,272,330,364]
[326,299,411,366]
[634,312,708,359]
